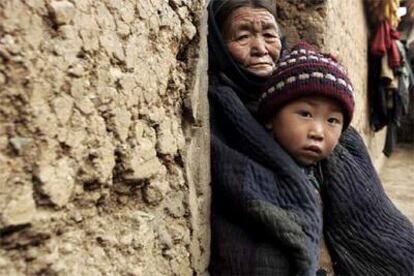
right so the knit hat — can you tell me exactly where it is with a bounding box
[258,42,355,129]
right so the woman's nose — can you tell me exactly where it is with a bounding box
[250,36,267,56]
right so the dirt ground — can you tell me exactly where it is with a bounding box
[379,143,414,223]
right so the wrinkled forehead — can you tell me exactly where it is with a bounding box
[225,7,279,32]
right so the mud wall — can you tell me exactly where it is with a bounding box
[0,0,210,275]
[277,0,387,170]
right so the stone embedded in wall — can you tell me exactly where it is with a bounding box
[119,2,135,24]
[124,156,163,181]
[143,179,170,205]
[176,6,197,41]
[9,136,31,155]
[76,13,100,52]
[168,222,191,245]
[165,191,186,218]
[111,106,131,142]
[49,1,76,26]
[1,34,21,55]
[157,119,179,155]
[67,61,86,78]
[78,137,116,185]
[0,72,6,85]
[95,2,116,30]
[0,183,36,228]
[52,95,74,126]
[32,103,59,140]
[137,121,156,147]
[75,96,95,115]
[37,157,76,207]
[119,120,168,182]
[100,30,125,61]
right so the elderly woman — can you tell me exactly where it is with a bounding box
[207,0,296,274]
[208,0,414,276]
[208,0,282,113]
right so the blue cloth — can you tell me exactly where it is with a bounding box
[209,76,414,275]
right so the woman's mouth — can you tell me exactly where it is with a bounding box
[245,62,275,76]
[249,62,272,68]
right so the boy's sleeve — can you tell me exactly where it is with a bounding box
[321,126,414,275]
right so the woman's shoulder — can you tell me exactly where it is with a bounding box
[339,126,365,147]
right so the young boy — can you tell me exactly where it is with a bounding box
[208,40,414,275]
[256,42,414,275]
[258,42,354,168]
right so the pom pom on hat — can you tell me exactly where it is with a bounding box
[258,42,355,129]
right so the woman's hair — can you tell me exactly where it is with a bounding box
[213,0,277,32]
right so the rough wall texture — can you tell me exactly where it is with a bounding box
[0,0,210,275]
[277,0,387,170]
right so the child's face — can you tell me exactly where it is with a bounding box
[270,95,344,166]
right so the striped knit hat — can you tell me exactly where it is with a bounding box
[258,42,355,129]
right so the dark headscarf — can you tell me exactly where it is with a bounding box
[207,0,286,111]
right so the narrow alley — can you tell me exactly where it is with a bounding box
[380,144,414,223]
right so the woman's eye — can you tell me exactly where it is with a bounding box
[264,33,278,39]
[236,34,249,41]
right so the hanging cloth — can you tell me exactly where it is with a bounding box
[381,53,396,86]
[371,20,401,69]
[384,0,401,29]
[395,40,414,114]
[368,0,400,29]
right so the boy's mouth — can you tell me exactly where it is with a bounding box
[303,145,322,155]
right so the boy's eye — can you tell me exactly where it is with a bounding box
[298,110,312,118]
[327,117,342,125]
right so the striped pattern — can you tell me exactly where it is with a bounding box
[260,72,354,101]
[258,41,355,129]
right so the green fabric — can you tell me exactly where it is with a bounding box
[302,166,322,191]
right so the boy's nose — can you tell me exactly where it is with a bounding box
[308,123,324,141]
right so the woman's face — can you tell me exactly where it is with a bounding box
[223,7,281,77]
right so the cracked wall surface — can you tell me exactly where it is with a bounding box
[277,0,387,169]
[0,0,210,275]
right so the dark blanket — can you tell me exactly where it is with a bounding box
[209,77,414,276]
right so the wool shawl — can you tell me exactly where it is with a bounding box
[208,76,414,276]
